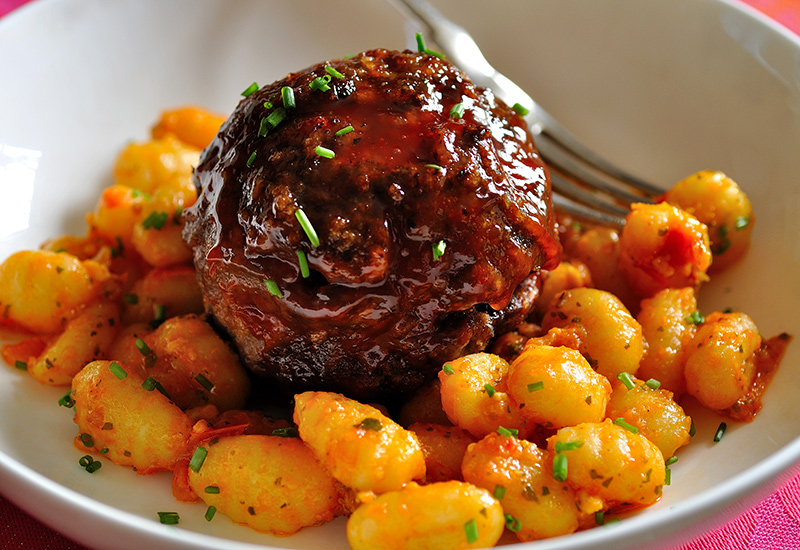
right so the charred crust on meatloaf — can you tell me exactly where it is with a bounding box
[183,48,561,401]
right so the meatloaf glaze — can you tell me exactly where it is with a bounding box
[183,48,561,401]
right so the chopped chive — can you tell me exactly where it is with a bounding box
[645,378,661,390]
[464,518,479,544]
[356,418,383,431]
[595,511,605,525]
[325,65,345,79]
[450,102,465,119]
[497,426,519,438]
[204,485,221,494]
[109,361,127,380]
[79,455,93,468]
[266,106,286,128]
[195,373,214,391]
[296,249,311,278]
[527,381,544,392]
[613,417,639,434]
[553,452,568,482]
[309,76,331,92]
[14,360,27,371]
[281,86,295,108]
[241,82,258,97]
[295,209,321,247]
[157,511,180,525]
[442,363,455,375]
[141,211,169,230]
[150,304,166,328]
[432,240,446,261]
[189,446,208,473]
[315,145,335,159]
[263,100,273,109]
[142,377,157,391]
[735,216,750,230]
[414,32,444,58]
[504,513,522,533]
[424,163,443,171]
[512,102,530,116]
[616,372,635,390]
[666,456,679,466]
[246,151,257,166]
[484,383,496,397]
[204,506,217,522]
[713,422,727,442]
[272,427,299,438]
[58,390,75,408]
[689,419,696,437]
[685,311,705,325]
[335,125,354,137]
[665,466,672,486]
[135,337,152,357]
[493,485,506,500]
[79,433,94,447]
[555,440,584,452]
[123,293,138,305]
[258,117,270,137]
[264,279,283,298]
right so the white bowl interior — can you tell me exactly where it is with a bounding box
[1,1,800,549]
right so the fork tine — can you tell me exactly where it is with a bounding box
[551,192,627,227]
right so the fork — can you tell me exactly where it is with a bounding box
[393,0,663,226]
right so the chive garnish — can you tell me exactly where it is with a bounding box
[553,452,568,481]
[497,426,518,438]
[442,363,455,375]
[151,304,166,328]
[189,446,208,473]
[335,125,354,137]
[157,511,180,525]
[258,117,270,137]
[309,76,331,92]
[204,485,221,494]
[613,417,639,434]
[281,86,296,108]
[504,513,522,533]
[686,311,704,325]
[595,511,605,525]
[296,249,311,278]
[414,32,444,58]
[142,377,157,391]
[356,418,383,431]
[264,279,283,298]
[713,422,727,442]
[14,360,27,371]
[527,381,544,392]
[554,440,584,453]
[450,102,465,119]
[512,102,530,116]
[266,107,286,128]
[432,240,446,261]
[689,419,696,437]
[645,378,661,390]
[241,82,258,97]
[493,485,506,500]
[135,337,152,357]
[204,506,217,522]
[109,362,127,380]
[272,427,299,438]
[141,211,169,230]
[424,163,443,171]
[325,66,345,79]
[246,151,257,167]
[617,372,635,390]
[484,383,496,397]
[735,216,750,230]
[263,101,273,109]
[295,209,321,247]
[79,455,102,473]
[58,390,75,408]
[464,518,479,544]
[315,145,335,159]
[79,433,94,447]
[195,373,214,391]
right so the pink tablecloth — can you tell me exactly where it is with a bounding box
[1,0,800,548]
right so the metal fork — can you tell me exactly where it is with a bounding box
[393,0,663,226]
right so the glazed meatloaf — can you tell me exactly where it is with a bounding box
[183,48,561,401]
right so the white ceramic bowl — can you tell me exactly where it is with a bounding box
[1,1,800,549]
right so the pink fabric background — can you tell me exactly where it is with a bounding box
[1,0,799,548]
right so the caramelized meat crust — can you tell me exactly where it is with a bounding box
[183,49,561,400]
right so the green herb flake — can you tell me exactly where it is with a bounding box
[296,249,311,278]
[645,378,661,390]
[272,427,299,438]
[613,417,639,434]
[325,65,345,79]
[527,381,545,392]
[554,440,584,453]
[356,417,383,431]
[442,363,455,375]
[266,106,287,128]
[504,513,522,533]
[335,125,354,137]
[309,76,331,92]
[135,337,152,357]
[241,82,259,97]
[424,163,443,171]
[493,484,506,500]
[246,151,257,167]
[713,422,727,442]
[158,511,180,525]
[195,373,214,392]
[315,145,335,159]
[685,311,705,325]
[14,360,27,371]
[512,102,530,116]
[141,211,169,230]
[689,419,696,437]
[79,432,94,448]
[484,383,496,397]
[497,426,519,438]
[450,102,465,119]
[666,456,679,466]
[281,86,296,108]
[189,446,208,473]
[204,506,217,522]
[58,390,75,408]
[204,485,221,494]
[432,240,446,261]
[109,361,127,380]
[295,209,321,247]
[264,279,283,298]
[735,216,750,230]
[414,32,444,58]
[616,372,635,390]
[553,452,568,482]
[464,518,479,544]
